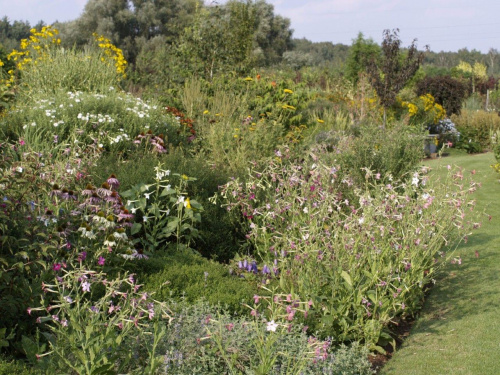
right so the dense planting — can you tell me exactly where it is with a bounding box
[0,22,489,374]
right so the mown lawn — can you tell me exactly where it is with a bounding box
[382,150,500,375]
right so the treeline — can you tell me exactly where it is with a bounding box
[1,0,499,80]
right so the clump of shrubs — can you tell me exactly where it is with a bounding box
[415,75,469,115]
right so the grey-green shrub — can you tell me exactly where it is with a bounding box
[160,301,374,375]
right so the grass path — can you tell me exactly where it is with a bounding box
[381,150,500,374]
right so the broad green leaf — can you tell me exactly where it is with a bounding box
[340,270,353,288]
[131,223,142,235]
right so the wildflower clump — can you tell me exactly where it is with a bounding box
[92,33,128,78]
[7,25,61,71]
[0,58,15,111]
[401,93,446,125]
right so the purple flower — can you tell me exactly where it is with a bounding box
[98,256,105,266]
[107,174,120,190]
[238,260,243,269]
[262,265,270,274]
[251,261,258,274]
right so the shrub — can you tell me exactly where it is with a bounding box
[1,89,188,155]
[415,75,468,115]
[451,109,500,152]
[91,150,244,262]
[0,356,35,375]
[160,301,374,375]
[139,249,257,315]
[26,265,171,374]
[332,125,424,187]
[8,26,126,97]
[219,146,478,350]
[400,93,446,126]
[0,141,98,348]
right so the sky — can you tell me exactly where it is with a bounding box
[0,0,499,53]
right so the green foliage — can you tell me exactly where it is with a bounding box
[27,264,171,374]
[65,0,198,63]
[328,125,425,186]
[219,145,477,349]
[415,75,469,115]
[0,356,35,375]
[1,88,187,155]
[140,249,255,314]
[15,47,122,96]
[345,32,381,85]
[0,144,77,347]
[158,301,373,374]
[91,150,244,262]
[177,1,257,80]
[451,109,500,152]
[290,38,350,69]
[122,165,204,252]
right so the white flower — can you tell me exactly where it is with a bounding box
[16,166,23,173]
[81,281,91,292]
[303,207,308,214]
[266,320,278,332]
[358,217,365,225]
[144,193,151,199]
[176,196,185,205]
[412,176,419,186]
[103,239,116,247]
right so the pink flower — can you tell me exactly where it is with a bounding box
[81,281,91,293]
[98,256,105,266]
[19,139,26,146]
[52,263,62,271]
[253,295,260,304]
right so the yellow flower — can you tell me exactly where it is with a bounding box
[184,198,192,209]
[317,118,324,123]
[282,104,296,110]
[408,103,418,117]
[244,77,253,81]
[284,89,293,94]
[203,110,209,115]
[181,174,189,180]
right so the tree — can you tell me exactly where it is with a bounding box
[487,48,498,76]
[345,32,380,85]
[453,60,487,93]
[367,29,426,126]
[62,0,198,63]
[252,0,294,66]
[415,75,468,115]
